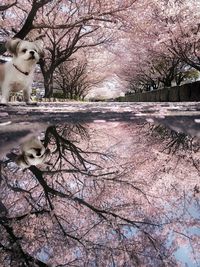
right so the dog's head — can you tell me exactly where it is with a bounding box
[6,38,44,65]
[16,137,50,169]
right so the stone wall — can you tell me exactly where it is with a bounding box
[122,81,200,102]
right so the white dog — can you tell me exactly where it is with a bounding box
[0,38,43,104]
[16,136,50,169]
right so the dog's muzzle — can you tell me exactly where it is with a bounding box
[28,51,35,60]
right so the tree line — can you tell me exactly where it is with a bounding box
[0,0,134,99]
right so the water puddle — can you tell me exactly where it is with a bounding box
[0,117,200,266]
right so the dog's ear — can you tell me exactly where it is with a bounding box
[5,38,22,55]
[15,154,29,169]
[34,39,45,58]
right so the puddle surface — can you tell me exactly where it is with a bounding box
[0,104,200,266]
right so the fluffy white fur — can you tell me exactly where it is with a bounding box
[16,136,50,169]
[0,38,43,104]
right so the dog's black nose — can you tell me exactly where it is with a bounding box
[35,148,41,156]
[30,51,35,56]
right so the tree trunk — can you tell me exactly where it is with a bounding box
[164,81,172,87]
[44,75,54,98]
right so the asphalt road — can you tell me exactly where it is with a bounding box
[0,101,200,156]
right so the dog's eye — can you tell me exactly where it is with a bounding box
[22,49,27,53]
[28,154,34,159]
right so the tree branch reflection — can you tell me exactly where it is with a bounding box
[0,123,199,266]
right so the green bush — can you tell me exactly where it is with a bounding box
[53,92,65,99]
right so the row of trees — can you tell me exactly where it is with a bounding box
[117,0,200,93]
[54,58,102,100]
[0,0,135,99]
[1,0,200,98]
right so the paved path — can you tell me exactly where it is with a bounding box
[0,102,200,156]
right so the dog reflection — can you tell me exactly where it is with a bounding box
[16,137,50,169]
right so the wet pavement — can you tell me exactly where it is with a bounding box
[0,101,200,156]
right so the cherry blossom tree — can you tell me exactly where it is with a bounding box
[115,0,200,93]
[152,0,200,72]
[0,0,52,54]
[54,58,102,100]
[0,1,17,12]
[36,0,136,97]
